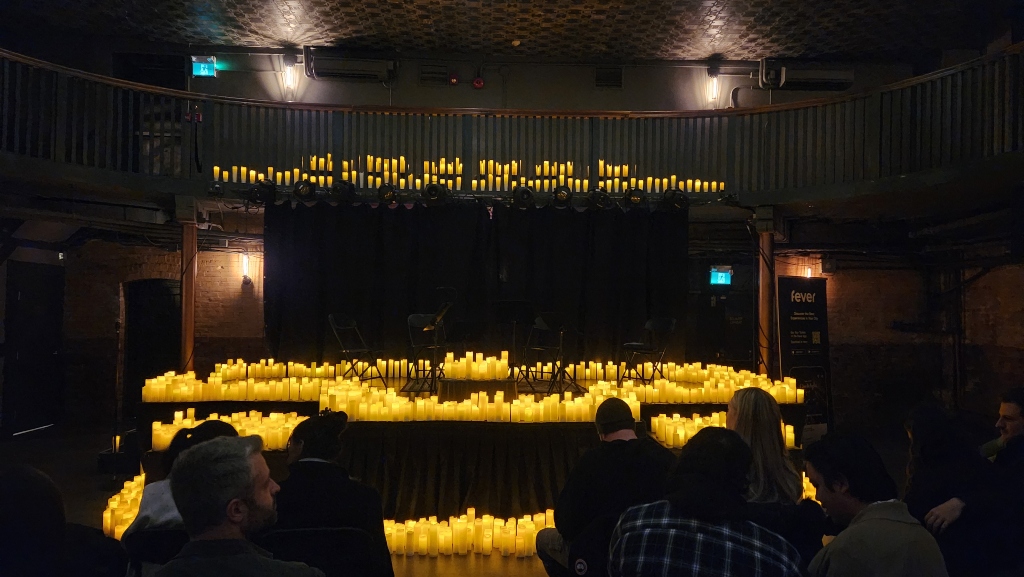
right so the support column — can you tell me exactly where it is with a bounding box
[181,222,197,373]
[757,231,775,376]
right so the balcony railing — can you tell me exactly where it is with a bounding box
[1,44,1021,197]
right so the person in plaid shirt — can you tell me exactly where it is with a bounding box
[609,428,803,577]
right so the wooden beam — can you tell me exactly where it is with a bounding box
[181,222,197,373]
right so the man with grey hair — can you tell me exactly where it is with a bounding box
[156,436,324,577]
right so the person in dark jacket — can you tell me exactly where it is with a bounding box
[903,402,1001,577]
[536,398,676,577]
[274,411,394,577]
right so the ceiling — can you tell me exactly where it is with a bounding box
[1,0,1005,62]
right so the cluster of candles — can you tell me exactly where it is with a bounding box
[385,507,548,557]
[150,409,307,451]
[802,472,817,502]
[141,357,805,407]
[102,474,145,540]
[212,154,344,189]
[318,382,640,424]
[649,412,798,449]
[596,160,724,194]
[444,351,510,380]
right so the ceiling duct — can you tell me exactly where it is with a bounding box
[759,58,854,91]
[303,47,396,82]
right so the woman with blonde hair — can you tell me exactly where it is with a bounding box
[727,387,802,503]
[728,387,826,572]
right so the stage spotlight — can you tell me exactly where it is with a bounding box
[623,188,646,208]
[328,180,358,204]
[587,188,612,209]
[552,185,573,208]
[512,185,534,210]
[249,180,277,205]
[293,179,316,201]
[660,188,690,211]
[423,183,448,206]
[378,184,398,206]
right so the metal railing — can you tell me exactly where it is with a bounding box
[1,44,1021,195]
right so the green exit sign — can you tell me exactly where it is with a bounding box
[191,56,217,78]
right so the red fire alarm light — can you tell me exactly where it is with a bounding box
[472,77,485,89]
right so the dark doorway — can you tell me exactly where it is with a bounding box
[2,260,66,435]
[686,259,756,369]
[122,279,181,422]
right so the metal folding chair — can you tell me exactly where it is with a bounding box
[328,314,384,386]
[620,317,676,385]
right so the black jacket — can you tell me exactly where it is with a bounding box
[746,500,827,575]
[274,460,393,577]
[554,436,676,543]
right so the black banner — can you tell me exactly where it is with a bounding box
[776,276,834,438]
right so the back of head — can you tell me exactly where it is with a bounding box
[0,465,66,574]
[595,398,635,436]
[905,401,961,460]
[290,411,348,460]
[730,388,801,503]
[163,419,239,472]
[170,436,263,537]
[670,427,752,497]
[804,433,897,503]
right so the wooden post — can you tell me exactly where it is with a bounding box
[181,222,197,373]
[757,231,774,376]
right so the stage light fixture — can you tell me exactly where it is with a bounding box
[623,188,646,207]
[293,179,316,201]
[328,180,358,204]
[512,185,534,210]
[587,189,611,209]
[660,188,690,211]
[249,180,277,205]
[552,185,573,208]
[423,183,448,206]
[378,184,398,205]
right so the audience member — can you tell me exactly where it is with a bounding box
[804,433,947,577]
[536,397,675,577]
[0,465,127,577]
[609,427,802,577]
[157,436,324,577]
[925,388,1024,575]
[274,411,394,577]
[124,420,238,538]
[729,387,827,570]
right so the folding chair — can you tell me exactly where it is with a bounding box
[620,317,676,385]
[328,314,385,387]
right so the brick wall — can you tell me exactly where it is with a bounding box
[963,264,1024,416]
[62,240,266,425]
[776,258,942,429]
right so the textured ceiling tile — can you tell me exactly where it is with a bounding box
[1,0,998,61]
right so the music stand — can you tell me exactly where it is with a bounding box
[492,300,534,383]
[402,301,453,395]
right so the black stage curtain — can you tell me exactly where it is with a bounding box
[338,422,601,519]
[265,202,688,362]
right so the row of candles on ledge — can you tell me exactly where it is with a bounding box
[140,357,805,407]
[385,508,549,557]
[150,409,308,452]
[211,152,726,194]
[103,473,819,543]
[650,412,798,449]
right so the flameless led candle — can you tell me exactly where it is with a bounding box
[598,159,605,177]
[213,166,220,180]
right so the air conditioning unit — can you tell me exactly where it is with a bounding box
[759,59,854,91]
[303,47,396,82]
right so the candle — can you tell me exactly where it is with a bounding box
[671,175,677,188]
[213,166,220,181]
[293,168,300,183]
[342,160,349,173]
[543,161,550,176]
[511,160,518,176]
[598,159,605,177]
[276,172,283,185]
[319,157,325,171]
[567,162,574,177]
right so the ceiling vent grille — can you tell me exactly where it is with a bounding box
[419,64,450,86]
[595,67,623,89]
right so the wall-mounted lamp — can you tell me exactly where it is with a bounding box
[283,54,299,91]
[242,253,253,285]
[805,266,812,278]
[707,72,720,102]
